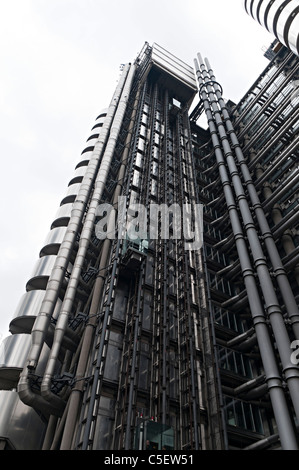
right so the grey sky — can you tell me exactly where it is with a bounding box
[0,0,273,340]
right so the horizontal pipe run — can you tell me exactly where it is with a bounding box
[272,205,299,238]
[234,51,294,127]
[238,62,299,139]
[245,108,299,162]
[262,168,299,211]
[255,136,299,188]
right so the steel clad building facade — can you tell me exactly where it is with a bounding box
[0,5,298,452]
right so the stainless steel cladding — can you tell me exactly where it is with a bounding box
[0,391,46,449]
[16,62,136,420]
[60,183,81,205]
[50,203,73,228]
[0,335,56,394]
[151,43,197,105]
[0,335,31,389]
[25,255,72,291]
[68,165,87,185]
[39,227,68,256]
[9,290,62,335]
[244,0,299,56]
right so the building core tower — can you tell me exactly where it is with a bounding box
[0,43,225,451]
[0,36,298,451]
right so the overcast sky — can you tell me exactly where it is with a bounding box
[0,0,274,341]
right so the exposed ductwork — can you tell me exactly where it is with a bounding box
[194,52,299,450]
[18,62,136,417]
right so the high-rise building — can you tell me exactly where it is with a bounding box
[0,26,298,452]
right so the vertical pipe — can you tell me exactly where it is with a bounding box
[185,113,228,449]
[197,54,299,425]
[194,55,298,450]
[80,70,145,451]
[59,82,143,450]
[18,65,133,416]
[204,58,299,340]
[40,64,136,410]
[25,64,132,372]
[81,239,121,449]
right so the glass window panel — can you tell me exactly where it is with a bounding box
[226,349,236,373]
[235,401,245,429]
[234,351,244,376]
[104,344,121,381]
[243,355,253,378]
[252,406,264,434]
[218,347,228,370]
[142,291,152,329]
[224,397,236,426]
[243,402,254,431]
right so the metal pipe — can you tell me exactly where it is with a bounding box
[221,375,267,399]
[187,186,201,446]
[244,104,299,157]
[50,398,70,450]
[272,205,299,238]
[186,111,220,449]
[18,64,132,415]
[203,57,299,340]
[201,245,229,449]
[244,433,280,450]
[80,69,145,450]
[40,63,136,411]
[255,136,299,188]
[263,168,299,211]
[284,251,299,270]
[179,114,201,450]
[162,89,169,427]
[27,64,132,371]
[59,83,143,450]
[81,239,121,449]
[234,51,294,127]
[227,330,258,353]
[199,54,299,422]
[194,55,298,450]
[238,62,299,139]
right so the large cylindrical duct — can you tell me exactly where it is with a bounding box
[244,0,299,56]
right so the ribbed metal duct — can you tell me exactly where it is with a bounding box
[244,0,299,56]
